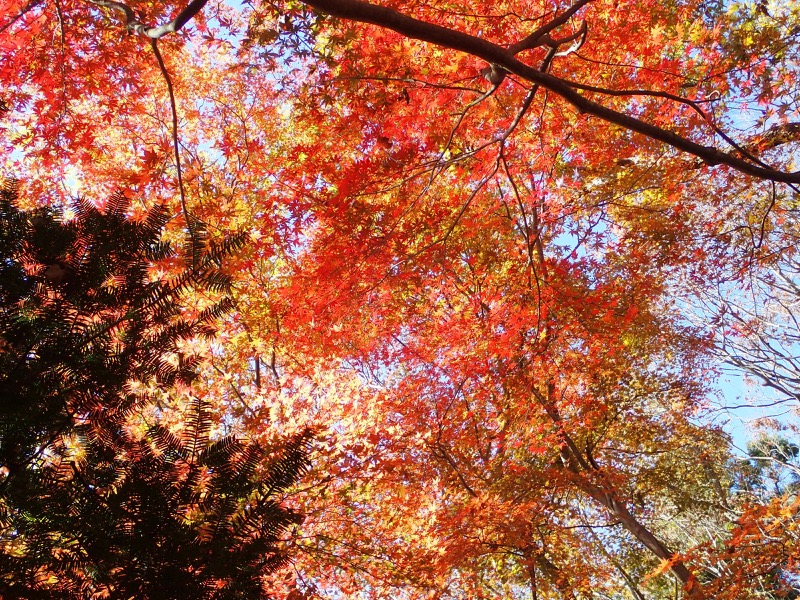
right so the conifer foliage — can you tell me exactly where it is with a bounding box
[0,181,312,598]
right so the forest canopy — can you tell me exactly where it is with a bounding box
[1,0,800,596]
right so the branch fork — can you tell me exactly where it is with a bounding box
[87,0,209,38]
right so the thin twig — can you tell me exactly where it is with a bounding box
[150,39,199,270]
[0,0,44,34]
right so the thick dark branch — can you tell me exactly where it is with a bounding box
[560,78,783,173]
[301,0,800,184]
[524,549,578,600]
[87,0,208,38]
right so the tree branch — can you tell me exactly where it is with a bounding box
[150,39,199,269]
[508,0,592,54]
[87,0,209,38]
[433,441,478,497]
[745,122,800,153]
[533,383,695,585]
[301,0,800,184]
[0,0,44,34]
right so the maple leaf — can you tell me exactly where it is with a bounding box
[4,0,800,596]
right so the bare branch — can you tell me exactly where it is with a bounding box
[542,19,587,51]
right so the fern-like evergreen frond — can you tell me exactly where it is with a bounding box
[1,187,311,598]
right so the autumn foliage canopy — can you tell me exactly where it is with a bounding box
[1,0,800,595]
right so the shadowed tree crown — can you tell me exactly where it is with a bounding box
[0,181,312,599]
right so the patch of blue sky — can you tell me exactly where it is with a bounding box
[545,172,800,458]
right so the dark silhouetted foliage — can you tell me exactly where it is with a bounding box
[0,182,311,598]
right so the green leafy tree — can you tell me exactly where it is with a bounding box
[741,435,800,499]
[0,181,312,598]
